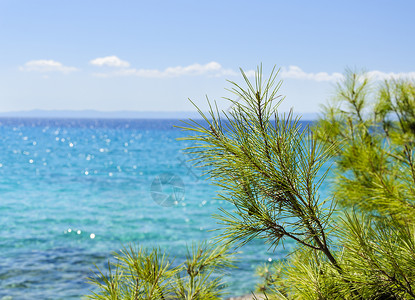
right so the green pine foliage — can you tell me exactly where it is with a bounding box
[179,66,339,270]
[86,243,235,299]
[86,67,415,299]
[253,70,415,299]
[313,70,415,222]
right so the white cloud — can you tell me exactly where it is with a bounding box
[90,55,130,68]
[90,61,415,83]
[280,66,344,82]
[366,70,415,81]
[280,66,415,82]
[20,60,78,73]
[93,61,238,78]
[243,70,257,78]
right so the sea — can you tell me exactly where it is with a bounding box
[0,118,328,299]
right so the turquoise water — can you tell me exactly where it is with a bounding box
[0,118,324,299]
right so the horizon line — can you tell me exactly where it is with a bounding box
[0,109,319,120]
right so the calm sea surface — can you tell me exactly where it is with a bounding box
[0,118,327,299]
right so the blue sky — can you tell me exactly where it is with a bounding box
[1,0,414,114]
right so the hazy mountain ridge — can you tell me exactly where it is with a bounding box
[0,110,318,120]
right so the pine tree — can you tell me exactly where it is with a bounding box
[87,243,235,299]
[313,70,415,222]
[87,67,415,299]
[179,66,341,271]
[180,67,415,299]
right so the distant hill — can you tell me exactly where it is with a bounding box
[0,110,318,120]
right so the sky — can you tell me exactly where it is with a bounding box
[1,0,414,115]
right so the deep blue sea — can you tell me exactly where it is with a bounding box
[0,118,326,299]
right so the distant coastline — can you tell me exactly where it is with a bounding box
[0,110,318,120]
